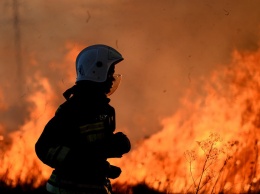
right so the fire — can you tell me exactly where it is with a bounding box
[0,76,55,187]
[110,49,260,193]
[0,43,79,188]
[0,44,260,193]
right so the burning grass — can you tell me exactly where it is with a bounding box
[0,131,259,193]
[184,133,260,193]
[1,47,260,193]
[110,132,260,193]
[0,135,259,194]
[0,180,46,194]
[108,49,260,193]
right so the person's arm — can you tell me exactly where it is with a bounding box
[35,114,73,168]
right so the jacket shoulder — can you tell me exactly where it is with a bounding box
[55,99,77,117]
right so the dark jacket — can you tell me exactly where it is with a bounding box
[35,85,130,185]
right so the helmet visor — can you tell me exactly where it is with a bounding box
[107,74,122,96]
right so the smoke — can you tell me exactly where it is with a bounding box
[0,0,260,142]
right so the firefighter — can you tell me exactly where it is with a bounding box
[35,44,131,194]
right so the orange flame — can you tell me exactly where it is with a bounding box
[0,45,260,193]
[0,76,54,187]
[0,43,82,187]
[110,49,260,193]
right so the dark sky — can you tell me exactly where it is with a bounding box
[1,0,260,142]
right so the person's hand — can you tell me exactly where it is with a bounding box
[105,132,131,158]
[108,165,121,179]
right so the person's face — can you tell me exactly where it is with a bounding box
[104,65,115,94]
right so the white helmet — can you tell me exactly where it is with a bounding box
[75,44,124,83]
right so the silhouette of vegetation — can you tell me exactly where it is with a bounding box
[185,132,260,193]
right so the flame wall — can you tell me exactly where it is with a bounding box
[111,49,260,193]
[0,0,260,191]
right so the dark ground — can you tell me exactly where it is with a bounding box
[0,181,165,194]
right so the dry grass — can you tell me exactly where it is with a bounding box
[184,132,260,194]
[0,133,259,193]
